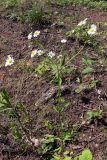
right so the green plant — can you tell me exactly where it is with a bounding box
[57,0,72,6]
[39,96,74,159]
[45,120,55,130]
[78,149,93,160]
[53,97,69,131]
[89,79,99,89]
[5,0,18,8]
[53,154,72,160]
[75,84,85,94]
[82,55,95,75]
[74,52,98,94]
[26,7,44,23]
[56,0,107,11]
[25,14,105,159]
[35,58,49,76]
[75,78,98,94]
[61,130,76,145]
[67,19,98,46]
[35,53,72,93]
[53,149,93,160]
[26,0,51,23]
[50,56,66,90]
[0,90,30,141]
[38,134,61,158]
[87,110,103,120]
[1,0,51,24]
[38,130,76,160]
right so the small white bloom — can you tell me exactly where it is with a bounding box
[30,137,39,147]
[81,120,86,125]
[37,50,44,56]
[78,18,88,26]
[28,32,32,40]
[48,51,55,58]
[72,29,75,33]
[96,89,101,95]
[31,49,38,58]
[57,54,62,59]
[61,39,67,43]
[28,45,31,48]
[5,55,14,67]
[35,74,38,77]
[88,24,97,35]
[33,30,40,38]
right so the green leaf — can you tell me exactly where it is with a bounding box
[75,84,85,94]
[10,123,22,140]
[58,76,62,87]
[53,155,61,160]
[61,55,66,66]
[64,156,72,160]
[89,80,98,88]
[82,56,95,66]
[87,110,102,119]
[0,90,13,113]
[79,149,93,160]
[62,130,75,143]
[82,67,93,75]
[35,59,49,75]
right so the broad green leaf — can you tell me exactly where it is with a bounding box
[79,149,93,160]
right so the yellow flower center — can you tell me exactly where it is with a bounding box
[9,59,12,63]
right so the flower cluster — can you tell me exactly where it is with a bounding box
[31,49,44,58]
[72,18,97,36]
[28,30,57,59]
[28,30,40,40]
[4,30,41,67]
[4,20,97,68]
[61,39,67,43]
[47,51,55,58]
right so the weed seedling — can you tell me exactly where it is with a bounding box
[87,109,103,120]
[0,90,32,144]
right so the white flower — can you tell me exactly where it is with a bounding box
[28,30,40,39]
[48,51,55,58]
[72,29,75,33]
[88,24,97,35]
[28,45,31,48]
[5,55,14,67]
[30,137,39,147]
[57,54,62,59]
[77,18,88,26]
[31,49,38,58]
[33,30,40,38]
[28,32,33,40]
[35,74,38,77]
[61,39,67,43]
[37,50,44,56]
[96,89,101,95]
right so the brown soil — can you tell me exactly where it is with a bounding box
[0,5,107,160]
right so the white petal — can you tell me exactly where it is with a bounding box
[61,39,67,43]
[31,50,38,58]
[28,32,32,39]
